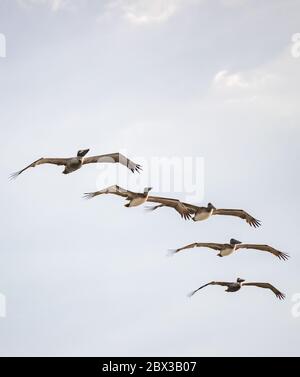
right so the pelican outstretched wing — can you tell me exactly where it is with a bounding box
[236,244,289,261]
[170,242,224,255]
[242,282,285,300]
[181,203,202,214]
[83,185,137,200]
[213,209,261,228]
[83,153,142,173]
[188,281,232,297]
[146,196,192,220]
[10,158,69,179]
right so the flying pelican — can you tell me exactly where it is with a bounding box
[170,238,289,261]
[146,200,261,228]
[84,185,153,208]
[189,278,285,300]
[84,186,192,219]
[10,150,142,179]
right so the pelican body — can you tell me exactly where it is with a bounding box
[124,187,153,207]
[193,204,215,221]
[224,278,245,293]
[62,149,90,174]
[218,239,241,257]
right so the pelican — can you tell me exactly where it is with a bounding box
[84,186,191,219]
[170,238,289,261]
[189,278,285,300]
[84,185,153,208]
[147,200,261,227]
[10,150,142,178]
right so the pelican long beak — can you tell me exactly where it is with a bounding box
[230,239,242,245]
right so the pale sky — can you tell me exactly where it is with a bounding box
[0,0,300,356]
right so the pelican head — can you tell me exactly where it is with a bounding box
[207,202,216,210]
[77,149,90,157]
[237,278,245,283]
[230,238,242,245]
[144,187,153,193]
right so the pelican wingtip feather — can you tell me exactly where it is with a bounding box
[83,192,95,200]
[187,291,196,298]
[278,252,290,261]
[277,292,286,300]
[9,171,21,180]
[167,249,178,257]
[129,164,142,174]
[251,218,262,228]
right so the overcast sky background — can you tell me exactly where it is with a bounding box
[0,0,300,356]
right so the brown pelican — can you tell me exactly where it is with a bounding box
[170,238,289,261]
[84,185,153,208]
[10,150,142,178]
[189,278,285,300]
[147,200,261,227]
[84,186,191,219]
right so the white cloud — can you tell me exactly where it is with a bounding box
[209,48,300,113]
[124,0,180,24]
[213,70,276,90]
[104,0,199,25]
[214,70,250,88]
